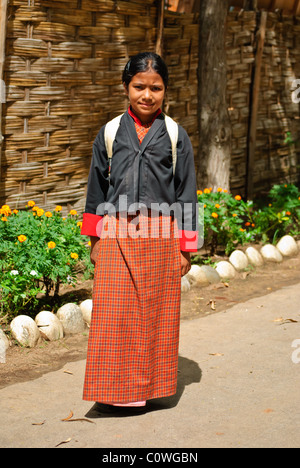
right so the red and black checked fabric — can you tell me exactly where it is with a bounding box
[134,121,151,143]
[82,212,181,403]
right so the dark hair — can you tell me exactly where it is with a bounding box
[122,52,169,89]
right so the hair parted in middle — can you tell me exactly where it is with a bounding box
[122,52,169,89]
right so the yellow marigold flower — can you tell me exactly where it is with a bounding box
[1,205,11,216]
[197,190,203,195]
[27,200,35,207]
[77,221,82,228]
[70,252,78,260]
[36,208,44,217]
[215,204,220,209]
[217,187,223,192]
[55,205,62,212]
[48,241,56,249]
[235,195,242,201]
[211,212,218,218]
[204,204,207,208]
[18,235,27,243]
[69,209,77,216]
[13,209,18,214]
[88,241,91,246]
[32,206,38,211]
[204,188,210,194]
[1,217,7,222]
[45,211,52,218]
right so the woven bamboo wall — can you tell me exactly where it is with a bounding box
[0,0,199,212]
[0,2,299,212]
[227,10,300,195]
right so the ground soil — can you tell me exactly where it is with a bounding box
[1,249,300,390]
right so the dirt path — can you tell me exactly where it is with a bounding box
[1,253,299,390]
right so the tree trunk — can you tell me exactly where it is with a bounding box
[196,0,231,191]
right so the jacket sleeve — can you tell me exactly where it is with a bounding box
[81,127,109,237]
[174,126,199,252]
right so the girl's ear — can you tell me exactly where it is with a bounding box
[123,82,129,96]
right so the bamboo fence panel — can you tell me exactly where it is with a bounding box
[0,2,299,212]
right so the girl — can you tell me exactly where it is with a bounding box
[81,52,198,411]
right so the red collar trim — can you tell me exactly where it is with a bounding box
[128,106,162,127]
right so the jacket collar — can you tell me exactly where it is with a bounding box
[124,109,165,154]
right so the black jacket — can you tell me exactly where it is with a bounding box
[82,110,199,248]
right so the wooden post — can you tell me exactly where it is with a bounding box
[0,0,8,180]
[156,0,164,57]
[246,11,267,199]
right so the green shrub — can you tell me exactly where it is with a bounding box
[0,202,92,319]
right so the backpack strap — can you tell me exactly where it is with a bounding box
[164,114,178,175]
[104,112,178,177]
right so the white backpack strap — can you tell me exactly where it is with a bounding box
[104,113,123,180]
[164,114,178,175]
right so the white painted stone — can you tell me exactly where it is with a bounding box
[80,299,93,325]
[215,261,236,279]
[276,235,298,257]
[186,264,209,286]
[0,329,9,362]
[181,276,191,292]
[0,329,9,349]
[56,303,86,334]
[260,244,283,263]
[229,250,249,271]
[200,265,220,284]
[10,315,41,348]
[35,311,64,341]
[245,246,264,267]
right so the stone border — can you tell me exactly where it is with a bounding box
[182,234,299,291]
[0,235,299,352]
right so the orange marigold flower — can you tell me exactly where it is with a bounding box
[55,205,62,212]
[45,211,52,218]
[235,195,242,201]
[197,190,203,195]
[217,187,223,192]
[1,205,11,216]
[204,188,210,194]
[245,222,251,226]
[232,213,237,217]
[48,241,56,249]
[223,189,228,193]
[27,200,35,207]
[240,228,245,232]
[211,212,218,218]
[70,252,78,260]
[215,204,220,209]
[77,221,82,228]
[32,206,38,211]
[286,211,291,216]
[251,223,255,227]
[36,208,44,217]
[1,217,7,222]
[69,209,77,216]
[18,235,27,243]
[13,209,19,214]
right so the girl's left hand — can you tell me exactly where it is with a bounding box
[180,251,191,277]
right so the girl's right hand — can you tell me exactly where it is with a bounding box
[90,236,101,265]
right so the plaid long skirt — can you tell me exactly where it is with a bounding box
[83,211,181,403]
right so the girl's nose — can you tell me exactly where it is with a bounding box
[143,87,152,100]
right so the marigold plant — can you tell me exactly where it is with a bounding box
[0,203,93,319]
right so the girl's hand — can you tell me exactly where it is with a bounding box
[180,251,191,277]
[90,236,101,266]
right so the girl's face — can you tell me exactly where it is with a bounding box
[124,69,166,124]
